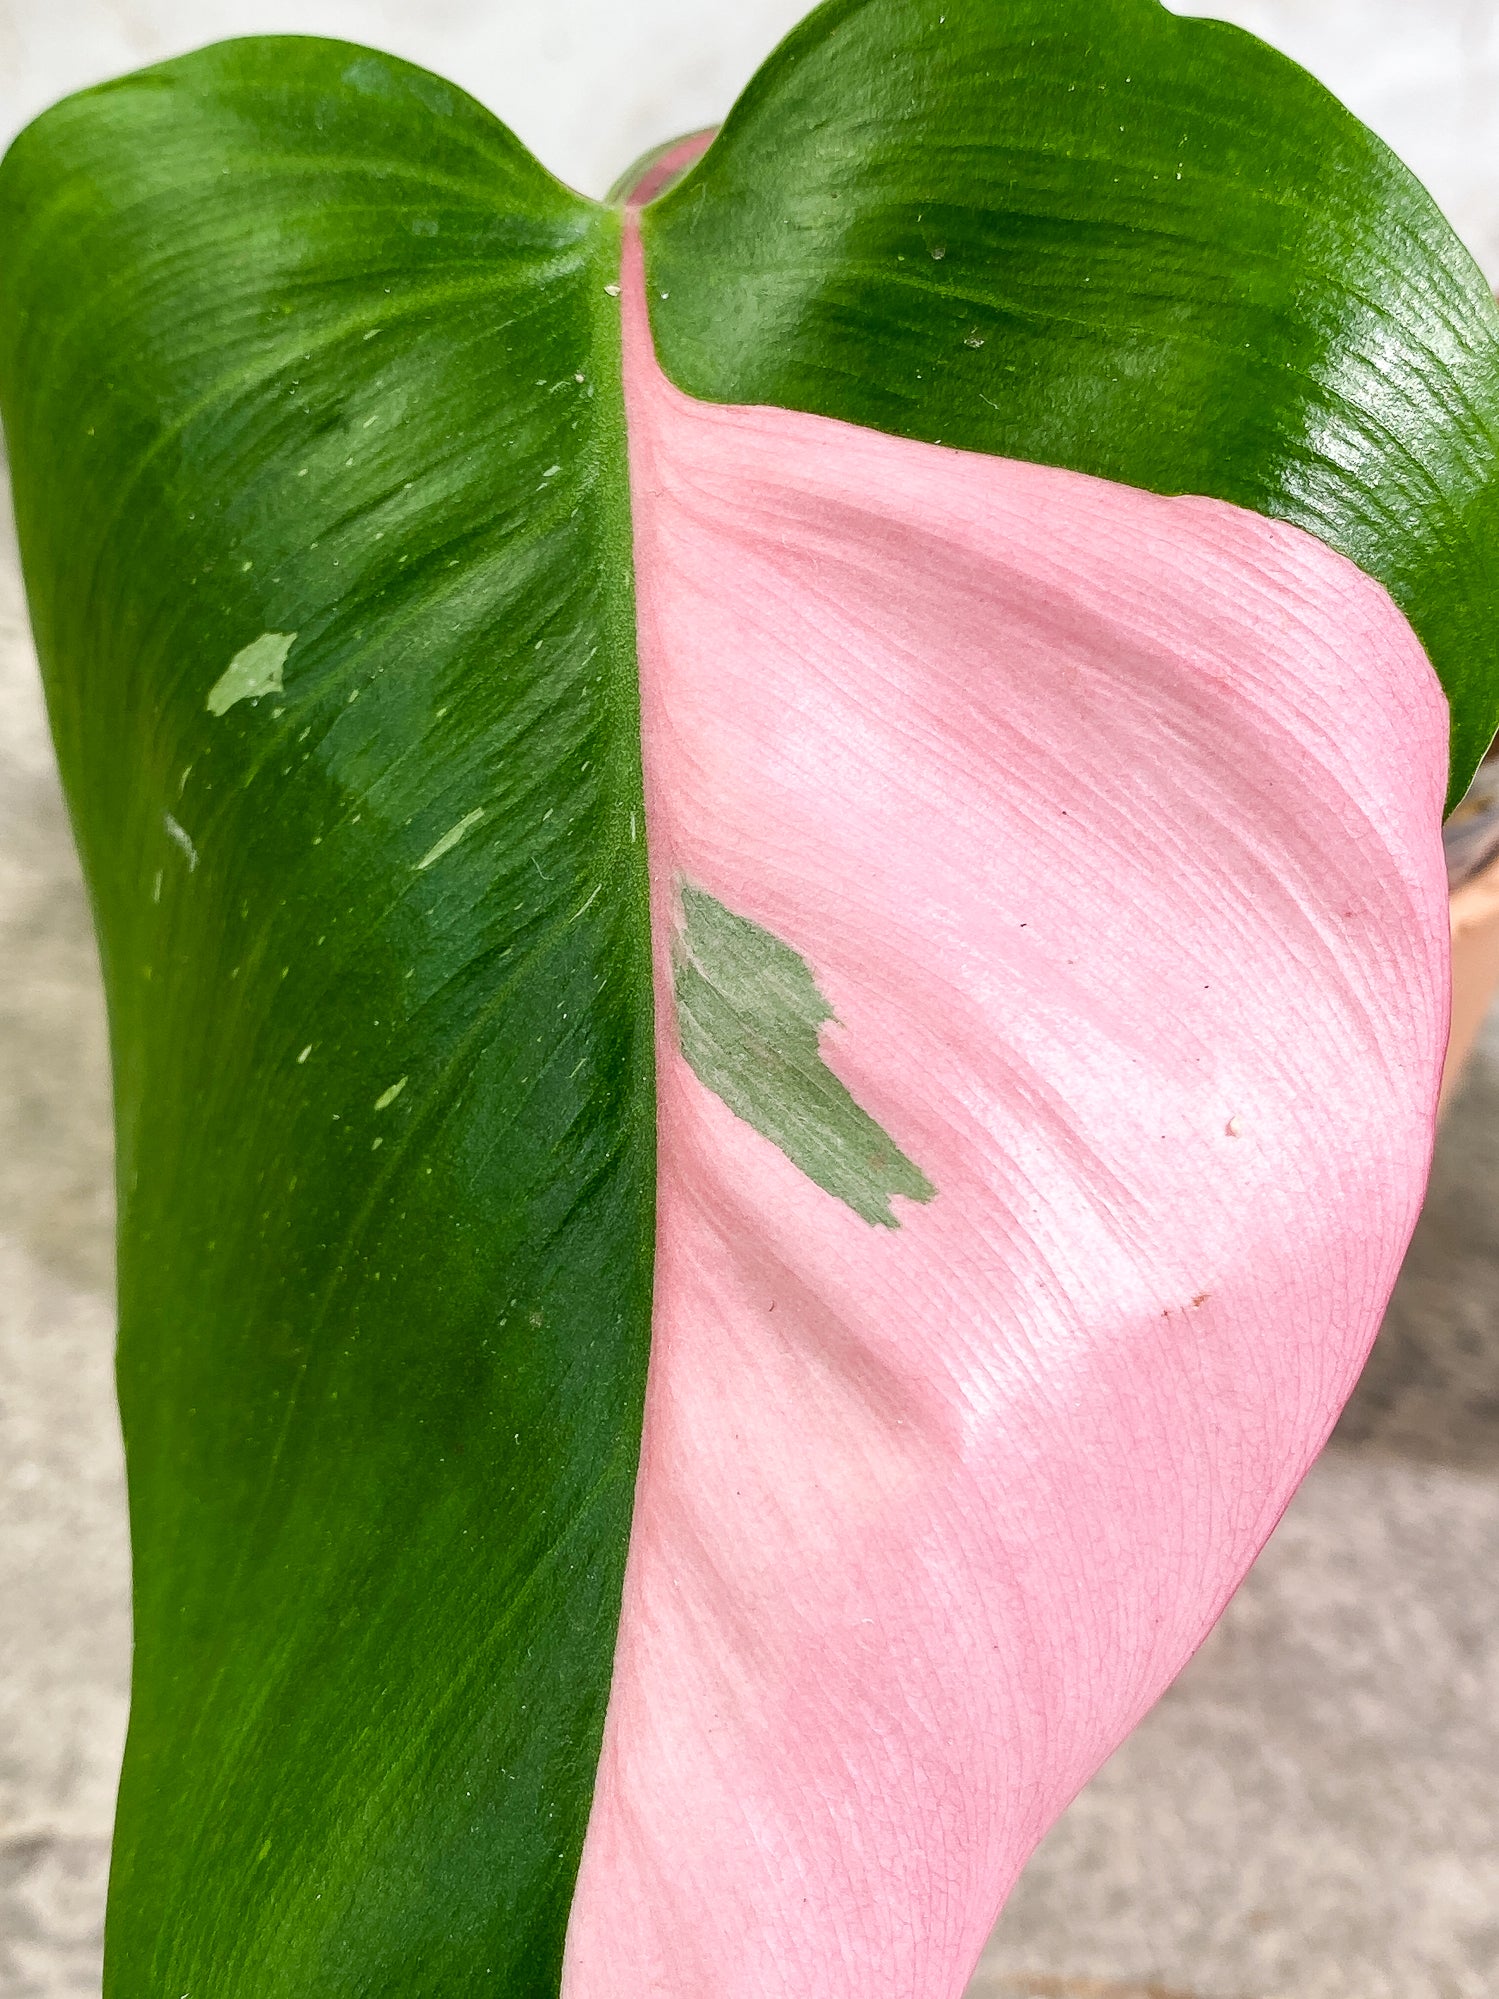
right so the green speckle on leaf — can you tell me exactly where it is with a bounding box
[373,1077,407,1111]
[673,883,934,1228]
[206,631,295,715]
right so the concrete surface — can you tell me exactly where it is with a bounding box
[3,4,1499,1994]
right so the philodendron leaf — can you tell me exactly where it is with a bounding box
[0,5,1490,1998]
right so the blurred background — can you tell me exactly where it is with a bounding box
[2,2,1499,1994]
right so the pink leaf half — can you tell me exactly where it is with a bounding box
[562,216,1450,1999]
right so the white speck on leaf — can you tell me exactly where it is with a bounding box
[297,1046,313,1064]
[417,808,485,870]
[208,631,296,715]
[163,814,198,870]
[1226,1116,1243,1137]
[604,283,621,297]
[542,465,561,478]
[374,1077,407,1111]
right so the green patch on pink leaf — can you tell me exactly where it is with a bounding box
[674,882,934,1227]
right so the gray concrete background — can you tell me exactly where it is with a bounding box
[3,3,1499,1994]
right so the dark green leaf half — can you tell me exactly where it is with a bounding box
[642,0,1499,808]
[0,38,651,1996]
